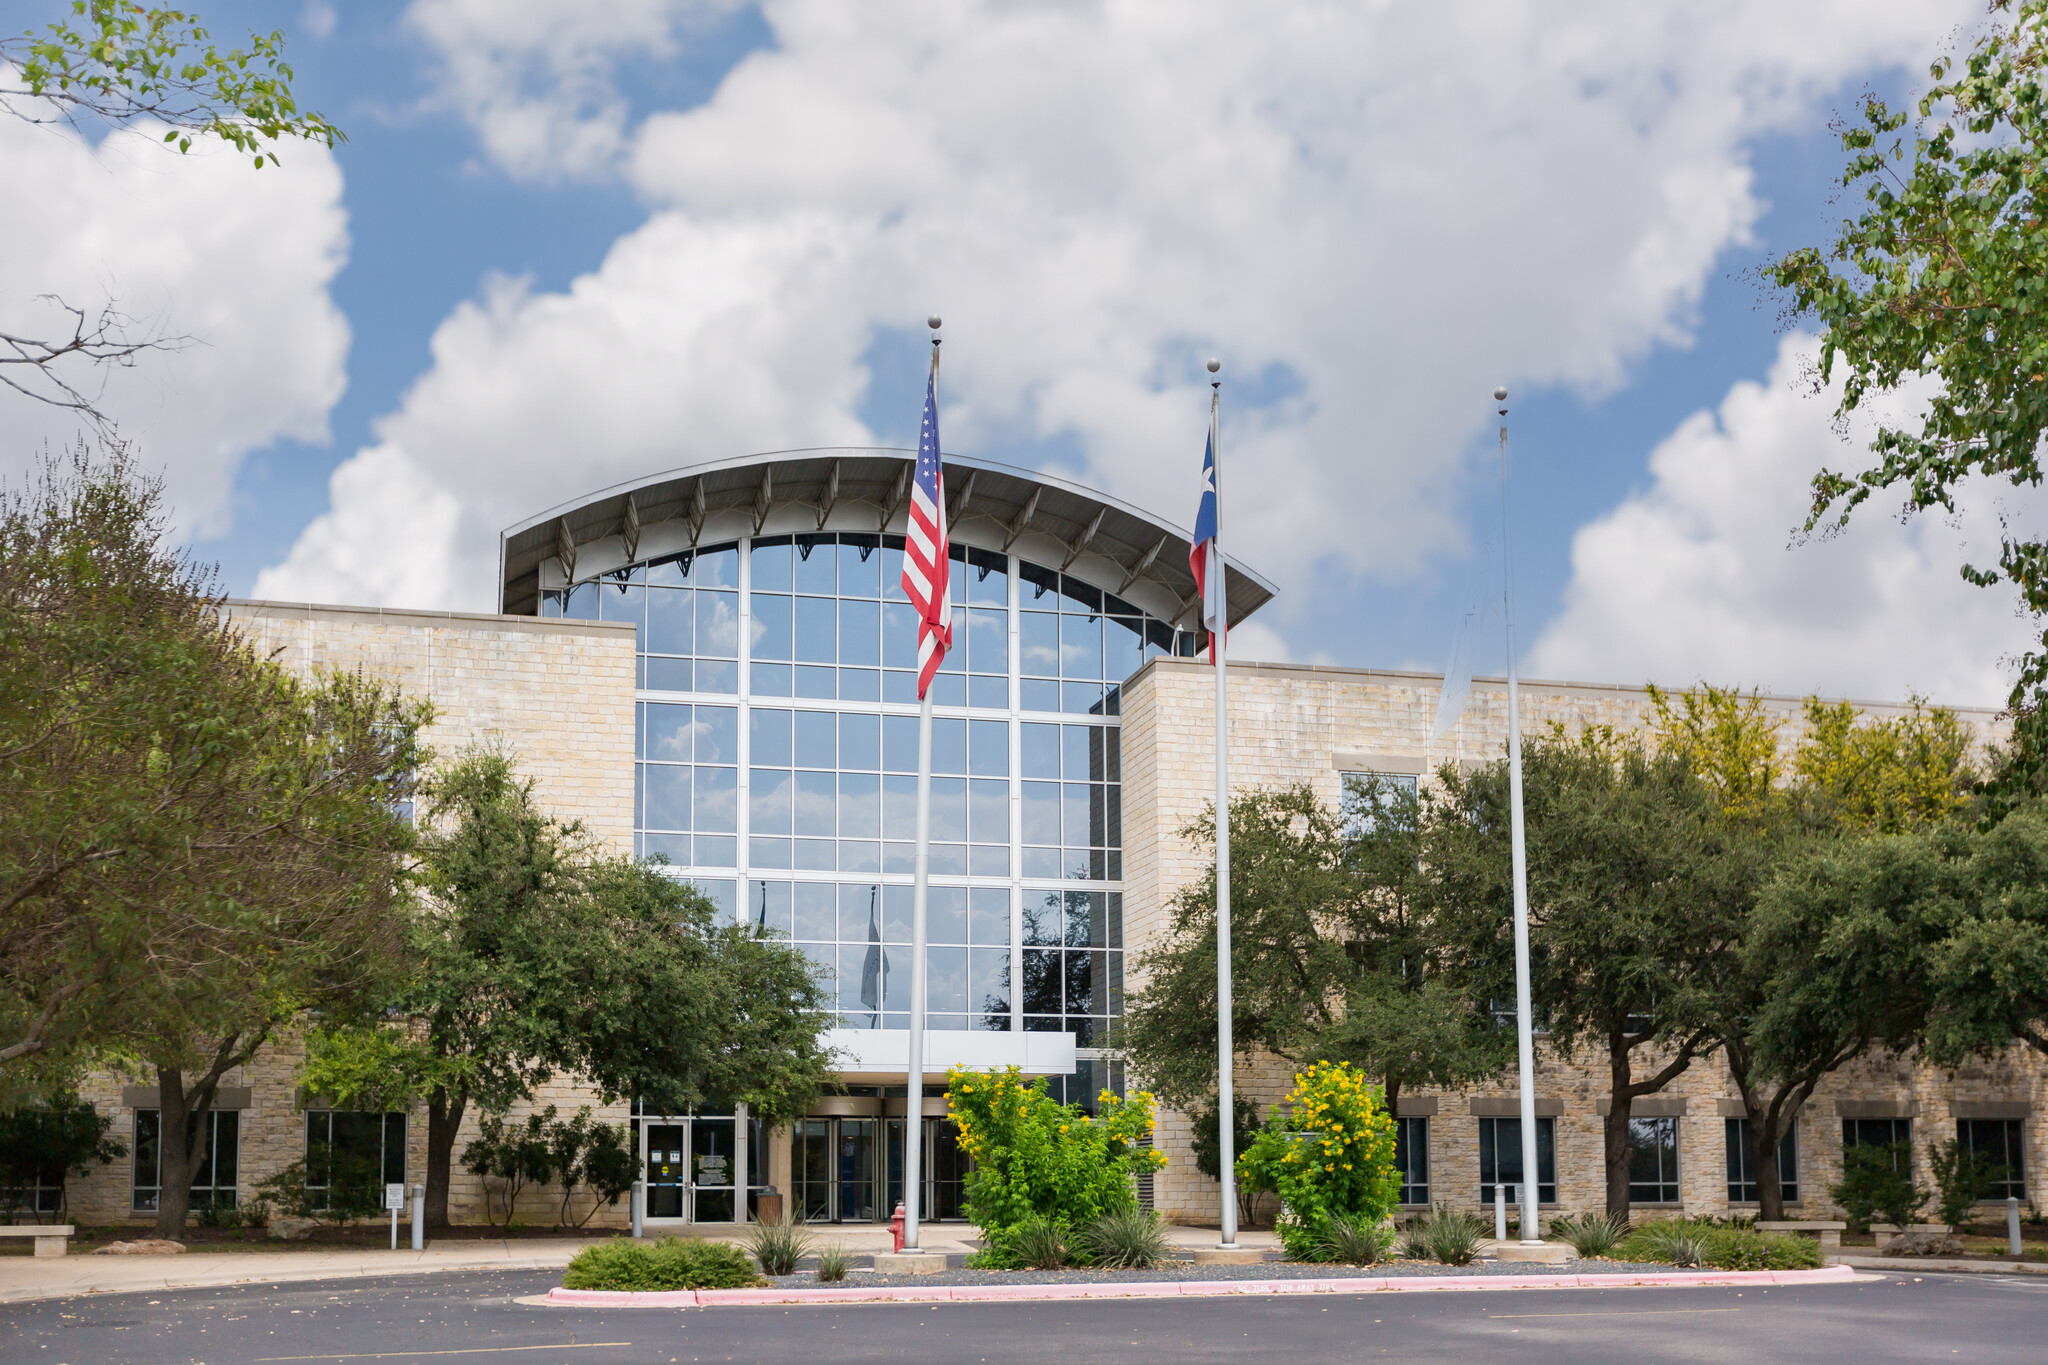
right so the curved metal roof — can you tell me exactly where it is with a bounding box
[498,447,1277,632]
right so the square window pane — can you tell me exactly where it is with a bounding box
[752,661,793,695]
[750,768,794,834]
[930,777,967,842]
[1062,725,1092,779]
[839,771,881,839]
[794,770,836,837]
[694,766,738,832]
[1022,724,1059,779]
[932,718,967,774]
[647,587,694,656]
[972,948,1011,1021]
[750,536,792,592]
[696,706,739,764]
[1060,613,1102,679]
[794,535,835,594]
[600,582,646,650]
[750,593,793,661]
[751,708,792,767]
[1105,615,1144,684]
[970,888,1009,945]
[1022,949,1060,1013]
[883,602,921,669]
[1064,891,1107,947]
[930,843,967,875]
[1021,678,1061,712]
[968,674,1008,709]
[795,664,836,698]
[696,659,739,694]
[966,606,1007,675]
[749,836,791,869]
[645,656,692,692]
[883,715,920,771]
[883,841,914,874]
[838,713,880,770]
[884,669,920,704]
[1062,783,1093,848]
[1021,611,1058,677]
[928,885,967,943]
[838,840,880,872]
[642,831,689,864]
[693,834,736,866]
[1062,681,1104,714]
[698,591,740,657]
[795,711,836,768]
[1021,782,1059,844]
[969,778,1008,844]
[838,536,883,597]
[883,884,913,943]
[882,774,919,840]
[1107,893,1123,948]
[1023,892,1062,945]
[970,844,1010,877]
[839,599,880,667]
[926,950,969,1013]
[840,944,885,1013]
[1022,846,1063,879]
[966,547,1007,604]
[748,880,793,935]
[644,764,690,831]
[840,668,880,701]
[561,582,599,620]
[969,720,1009,777]
[795,882,837,940]
[645,703,694,761]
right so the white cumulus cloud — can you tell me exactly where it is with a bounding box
[1527,333,2043,707]
[0,109,350,539]
[265,0,1982,632]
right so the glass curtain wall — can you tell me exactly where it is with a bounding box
[544,532,1196,1062]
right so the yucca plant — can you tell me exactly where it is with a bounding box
[815,1242,851,1283]
[1316,1214,1396,1266]
[745,1218,813,1277]
[1079,1207,1173,1269]
[1010,1215,1072,1269]
[1549,1210,1629,1259]
[1418,1203,1485,1266]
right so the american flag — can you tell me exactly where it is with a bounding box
[902,367,952,697]
[1190,424,1224,662]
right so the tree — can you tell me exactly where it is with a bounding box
[1428,732,1753,1219]
[1,3,344,426]
[0,1091,124,1220]
[1923,800,2048,1064]
[0,448,425,1113]
[1122,782,1507,1158]
[302,745,835,1230]
[1764,0,2048,791]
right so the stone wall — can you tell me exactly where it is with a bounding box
[1119,657,2040,1225]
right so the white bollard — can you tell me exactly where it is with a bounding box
[1495,1182,1507,1243]
[2009,1196,2023,1259]
[411,1184,424,1252]
[631,1180,645,1239]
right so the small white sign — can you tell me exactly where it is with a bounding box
[385,1183,407,1212]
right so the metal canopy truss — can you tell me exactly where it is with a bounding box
[498,447,1277,630]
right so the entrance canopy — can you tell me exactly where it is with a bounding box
[825,1027,1077,1087]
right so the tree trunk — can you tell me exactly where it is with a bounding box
[426,1086,467,1231]
[149,1031,255,1240]
[1603,1024,1635,1220]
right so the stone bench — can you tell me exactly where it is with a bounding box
[1756,1220,1847,1248]
[0,1225,75,1257]
[1871,1223,1949,1250]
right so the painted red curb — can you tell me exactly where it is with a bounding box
[543,1262,1856,1309]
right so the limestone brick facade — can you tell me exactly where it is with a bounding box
[56,603,641,1229]
[1121,657,2045,1225]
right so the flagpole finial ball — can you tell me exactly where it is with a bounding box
[1207,358,1221,374]
[1493,386,1508,402]
[928,315,942,331]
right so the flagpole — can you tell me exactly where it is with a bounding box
[1209,357,1238,1250]
[1497,384,1543,1249]
[903,319,941,1254]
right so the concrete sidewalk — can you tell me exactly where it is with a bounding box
[0,1222,1279,1306]
[1828,1252,2048,1276]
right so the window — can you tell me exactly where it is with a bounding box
[1628,1116,1681,1204]
[1395,1116,1429,1205]
[1843,1117,1912,1174]
[1340,771,1417,836]
[132,1109,239,1212]
[1725,1117,1798,1204]
[1479,1116,1555,1205]
[305,1111,406,1210]
[1958,1119,2027,1201]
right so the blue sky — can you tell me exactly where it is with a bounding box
[8,1,2031,705]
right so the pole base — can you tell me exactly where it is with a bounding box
[1189,1245,1265,1266]
[872,1251,950,1275]
[1497,1241,1573,1264]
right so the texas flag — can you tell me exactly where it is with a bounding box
[1190,427,1223,662]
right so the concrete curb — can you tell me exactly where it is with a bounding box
[543,1263,1859,1309]
[1828,1253,2048,1276]
[0,1251,590,1305]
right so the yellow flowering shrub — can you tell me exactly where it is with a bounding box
[945,1065,1166,1268]
[1236,1061,1400,1261]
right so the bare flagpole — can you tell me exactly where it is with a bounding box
[1209,357,1238,1250]
[1497,385,1545,1250]
[902,316,942,1256]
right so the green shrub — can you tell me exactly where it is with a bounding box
[1928,1139,2007,1228]
[0,1095,126,1223]
[1416,1203,1484,1266]
[1235,1062,1401,1262]
[257,1155,380,1228]
[816,1243,851,1282]
[745,1219,812,1276]
[1830,1143,1928,1233]
[1616,1218,1823,1271]
[1315,1214,1395,1265]
[561,1236,768,1292]
[1549,1210,1629,1259]
[947,1066,1164,1269]
[1078,1207,1172,1269]
[1001,1215,1073,1269]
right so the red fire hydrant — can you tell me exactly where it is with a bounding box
[889,1201,907,1252]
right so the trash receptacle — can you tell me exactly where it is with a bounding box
[756,1188,784,1226]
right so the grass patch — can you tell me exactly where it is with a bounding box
[561,1235,769,1291]
[1616,1219,1823,1271]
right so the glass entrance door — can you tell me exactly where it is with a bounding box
[645,1124,687,1219]
[692,1117,736,1222]
[837,1120,877,1222]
